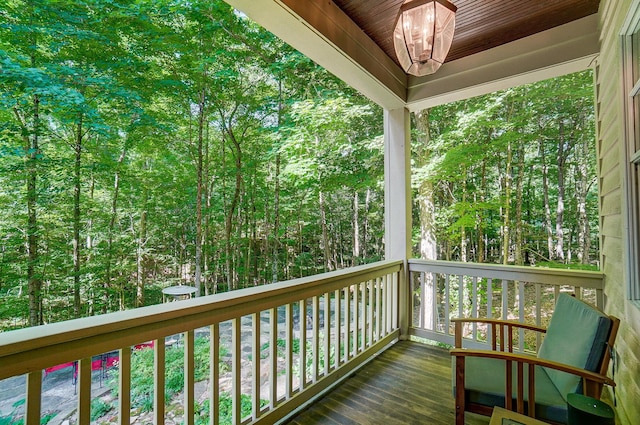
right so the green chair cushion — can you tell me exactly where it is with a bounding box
[537,293,611,401]
[453,356,568,423]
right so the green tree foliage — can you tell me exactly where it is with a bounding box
[0,0,384,328]
[413,71,597,266]
[0,2,597,330]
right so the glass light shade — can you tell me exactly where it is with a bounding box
[393,0,457,76]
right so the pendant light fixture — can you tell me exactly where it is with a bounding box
[393,0,457,76]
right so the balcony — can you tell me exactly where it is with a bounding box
[0,260,604,424]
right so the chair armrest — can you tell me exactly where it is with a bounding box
[450,348,615,388]
[452,318,547,350]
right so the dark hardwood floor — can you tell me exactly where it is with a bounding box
[285,340,490,425]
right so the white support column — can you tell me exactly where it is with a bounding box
[384,107,411,338]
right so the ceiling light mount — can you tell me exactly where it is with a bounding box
[393,0,457,76]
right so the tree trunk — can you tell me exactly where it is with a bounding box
[204,135,211,295]
[136,181,148,307]
[194,87,206,297]
[105,143,127,312]
[86,169,95,315]
[415,109,437,329]
[272,152,281,282]
[297,200,304,278]
[461,165,468,263]
[576,134,590,264]
[416,113,437,260]
[21,92,43,326]
[272,77,283,283]
[363,188,371,260]
[353,191,359,266]
[73,116,83,318]
[502,142,513,265]
[555,122,566,262]
[539,137,554,260]
[19,9,43,328]
[222,123,242,290]
[319,190,331,271]
[477,158,487,263]
[514,142,525,265]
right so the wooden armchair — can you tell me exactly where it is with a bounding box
[450,293,619,425]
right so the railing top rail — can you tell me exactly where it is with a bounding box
[0,260,402,379]
[408,259,604,288]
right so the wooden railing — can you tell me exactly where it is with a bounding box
[408,259,605,352]
[0,259,606,424]
[0,260,402,425]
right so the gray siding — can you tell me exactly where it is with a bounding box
[597,1,640,423]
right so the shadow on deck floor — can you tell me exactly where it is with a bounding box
[285,340,489,425]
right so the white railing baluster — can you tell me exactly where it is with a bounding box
[431,272,438,333]
[210,324,219,425]
[252,312,260,420]
[360,282,365,350]
[367,279,374,347]
[383,275,388,334]
[502,279,509,320]
[119,348,131,425]
[472,276,478,341]
[269,308,278,408]
[518,281,525,352]
[184,330,195,425]
[381,276,388,335]
[232,317,241,424]
[360,282,366,352]
[488,278,495,345]
[312,296,320,382]
[344,288,351,361]
[487,278,493,319]
[25,370,41,425]
[387,273,400,333]
[458,274,464,322]
[375,277,381,341]
[419,271,426,329]
[334,289,341,369]
[154,338,165,424]
[353,283,359,356]
[286,303,293,397]
[299,299,307,390]
[444,274,450,335]
[324,292,331,376]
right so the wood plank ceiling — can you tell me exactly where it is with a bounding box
[332,0,600,67]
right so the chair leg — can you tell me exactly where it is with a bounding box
[455,356,466,425]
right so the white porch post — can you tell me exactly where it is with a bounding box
[384,107,411,338]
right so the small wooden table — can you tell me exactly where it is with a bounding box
[489,407,550,425]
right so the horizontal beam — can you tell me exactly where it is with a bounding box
[408,259,605,288]
[406,14,600,111]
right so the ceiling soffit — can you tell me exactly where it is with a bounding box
[332,0,600,67]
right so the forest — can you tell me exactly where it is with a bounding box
[0,0,597,330]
